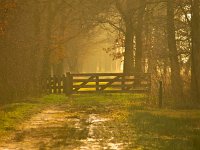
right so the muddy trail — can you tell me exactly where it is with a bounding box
[1,94,199,150]
[0,104,132,150]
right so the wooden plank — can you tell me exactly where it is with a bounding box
[159,81,163,108]
[121,76,125,90]
[73,84,128,88]
[73,78,135,82]
[71,73,151,77]
[100,76,121,91]
[57,77,62,93]
[71,73,124,76]
[47,73,151,79]
[46,77,52,94]
[96,76,99,91]
[62,74,66,94]
[65,72,73,95]
[46,72,151,95]
[74,89,149,94]
[53,76,57,94]
[72,84,149,89]
[73,75,96,92]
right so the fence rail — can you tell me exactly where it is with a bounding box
[45,72,151,95]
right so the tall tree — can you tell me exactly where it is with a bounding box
[116,0,135,74]
[135,0,146,73]
[167,0,183,97]
[191,0,200,101]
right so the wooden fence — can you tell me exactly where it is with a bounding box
[45,72,151,95]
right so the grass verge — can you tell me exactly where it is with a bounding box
[0,94,199,149]
[0,94,67,141]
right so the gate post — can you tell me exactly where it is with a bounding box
[159,81,163,108]
[65,72,73,96]
[62,74,66,94]
[53,75,58,94]
[121,75,125,91]
[47,75,52,94]
[96,75,99,91]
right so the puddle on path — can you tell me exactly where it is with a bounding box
[0,107,127,150]
[79,114,124,150]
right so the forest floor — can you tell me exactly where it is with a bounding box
[0,94,200,150]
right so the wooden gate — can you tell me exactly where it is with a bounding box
[46,73,151,95]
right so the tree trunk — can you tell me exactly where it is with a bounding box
[52,14,66,76]
[115,0,135,74]
[167,0,183,98]
[135,1,146,73]
[191,0,200,101]
[42,2,54,78]
[31,0,42,95]
[123,18,134,74]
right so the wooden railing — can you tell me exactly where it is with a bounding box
[45,72,151,95]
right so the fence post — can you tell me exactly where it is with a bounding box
[62,74,66,94]
[47,75,51,94]
[122,75,125,90]
[65,72,73,96]
[159,80,163,108]
[57,76,61,94]
[53,75,57,94]
[96,75,99,91]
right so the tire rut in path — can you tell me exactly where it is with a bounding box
[0,105,126,150]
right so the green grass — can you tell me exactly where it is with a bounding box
[125,100,200,149]
[127,110,200,149]
[0,94,200,149]
[0,103,37,130]
[47,94,199,150]
[0,94,67,140]
[68,94,200,149]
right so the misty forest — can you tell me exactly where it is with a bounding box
[0,0,200,149]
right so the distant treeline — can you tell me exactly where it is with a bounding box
[0,0,200,104]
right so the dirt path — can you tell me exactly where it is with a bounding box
[0,105,128,150]
[1,94,198,150]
